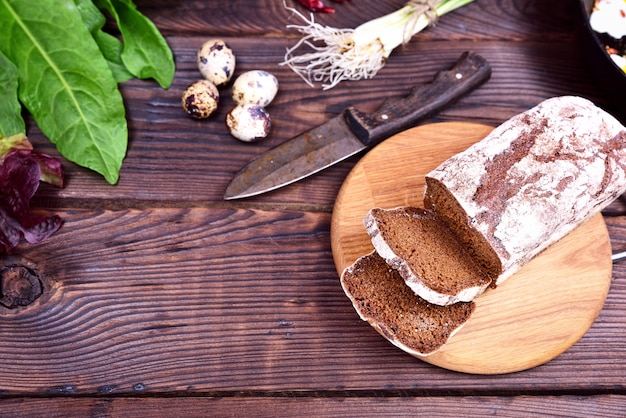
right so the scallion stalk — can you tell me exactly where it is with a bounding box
[281,0,475,90]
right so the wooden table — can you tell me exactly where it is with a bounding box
[2,0,625,416]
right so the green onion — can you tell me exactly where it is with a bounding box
[281,0,476,90]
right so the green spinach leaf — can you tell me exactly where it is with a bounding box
[95,0,175,89]
[0,0,127,184]
[0,51,25,137]
[74,0,133,83]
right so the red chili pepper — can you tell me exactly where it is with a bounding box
[296,0,336,13]
[295,0,353,14]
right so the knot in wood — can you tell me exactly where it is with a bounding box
[0,264,43,308]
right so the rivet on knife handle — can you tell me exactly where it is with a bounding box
[344,51,491,146]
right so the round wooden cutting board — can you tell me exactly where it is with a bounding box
[330,122,613,374]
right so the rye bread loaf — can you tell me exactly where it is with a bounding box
[364,207,492,306]
[425,96,626,285]
[363,96,626,306]
[340,251,475,356]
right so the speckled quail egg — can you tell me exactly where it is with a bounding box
[197,39,236,86]
[226,104,272,142]
[181,80,219,119]
[231,70,279,107]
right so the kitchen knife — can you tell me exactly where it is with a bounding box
[224,51,491,200]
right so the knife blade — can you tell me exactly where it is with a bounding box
[224,51,491,200]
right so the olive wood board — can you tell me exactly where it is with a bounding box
[330,122,613,375]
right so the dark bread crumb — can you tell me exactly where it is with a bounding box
[367,207,492,297]
[341,252,475,356]
[424,178,502,280]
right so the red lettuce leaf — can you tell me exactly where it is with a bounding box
[30,152,65,188]
[0,150,63,253]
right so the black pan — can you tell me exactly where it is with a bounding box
[578,0,626,120]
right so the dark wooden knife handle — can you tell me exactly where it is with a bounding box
[343,51,491,147]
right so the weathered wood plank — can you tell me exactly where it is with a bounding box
[0,395,624,418]
[0,208,624,395]
[29,38,610,206]
[24,0,611,206]
[132,0,582,42]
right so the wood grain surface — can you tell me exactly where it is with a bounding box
[2,0,625,416]
[331,122,612,374]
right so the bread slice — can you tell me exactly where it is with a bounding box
[364,207,492,306]
[340,251,475,356]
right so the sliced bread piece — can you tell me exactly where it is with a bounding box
[364,206,492,306]
[340,251,475,356]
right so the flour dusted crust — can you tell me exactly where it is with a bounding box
[425,96,626,284]
[340,251,475,357]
